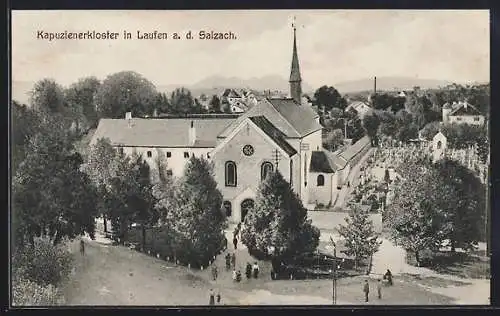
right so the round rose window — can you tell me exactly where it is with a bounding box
[243,144,254,156]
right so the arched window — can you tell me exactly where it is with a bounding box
[261,161,274,181]
[437,141,442,149]
[225,161,237,187]
[289,160,293,186]
[317,174,325,187]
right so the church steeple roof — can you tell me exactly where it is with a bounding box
[289,23,301,83]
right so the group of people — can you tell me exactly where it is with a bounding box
[209,222,263,305]
[362,269,393,302]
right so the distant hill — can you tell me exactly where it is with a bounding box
[158,75,314,97]
[333,77,456,94]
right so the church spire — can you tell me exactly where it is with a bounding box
[289,16,302,104]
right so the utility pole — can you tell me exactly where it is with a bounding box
[330,237,337,305]
[273,149,281,169]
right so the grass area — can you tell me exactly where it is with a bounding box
[426,252,490,279]
[399,274,471,288]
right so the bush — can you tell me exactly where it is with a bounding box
[13,237,73,287]
[12,276,65,306]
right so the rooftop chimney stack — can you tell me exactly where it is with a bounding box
[189,120,196,145]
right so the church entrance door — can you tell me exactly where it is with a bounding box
[240,199,254,223]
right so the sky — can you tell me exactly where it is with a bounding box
[11,10,490,88]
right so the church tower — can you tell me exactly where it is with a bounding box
[289,18,302,104]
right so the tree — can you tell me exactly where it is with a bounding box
[222,99,232,114]
[434,159,486,250]
[95,71,157,118]
[362,113,380,145]
[12,101,39,174]
[81,137,121,233]
[386,159,446,265]
[128,154,159,250]
[377,111,397,138]
[345,108,365,142]
[313,85,347,111]
[419,121,441,140]
[12,114,98,247]
[169,87,202,115]
[166,156,226,266]
[323,129,344,151]
[64,77,101,128]
[208,95,221,113]
[29,79,65,114]
[153,92,171,114]
[240,171,320,266]
[337,205,381,269]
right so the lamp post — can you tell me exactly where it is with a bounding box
[330,237,337,305]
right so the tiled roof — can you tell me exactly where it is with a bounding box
[309,151,335,173]
[449,102,481,116]
[249,116,297,156]
[346,101,371,112]
[219,98,322,138]
[91,118,234,148]
[338,136,371,162]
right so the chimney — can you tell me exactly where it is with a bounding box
[374,76,377,95]
[189,120,196,145]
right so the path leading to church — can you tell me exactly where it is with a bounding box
[60,231,483,306]
[333,147,376,209]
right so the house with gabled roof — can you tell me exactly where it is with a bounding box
[442,101,485,126]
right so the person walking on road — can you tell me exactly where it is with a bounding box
[252,262,260,279]
[245,262,252,279]
[377,279,382,299]
[233,236,238,250]
[211,265,218,281]
[216,290,221,304]
[209,289,215,305]
[225,253,231,271]
[80,239,85,256]
[231,253,236,269]
[363,280,370,302]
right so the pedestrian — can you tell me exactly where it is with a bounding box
[231,253,236,269]
[233,236,238,250]
[232,269,237,282]
[245,262,252,279]
[209,288,215,305]
[236,270,242,282]
[252,262,260,279]
[216,291,221,304]
[377,279,382,299]
[363,280,369,302]
[79,239,85,256]
[384,269,393,286]
[211,265,218,281]
[225,253,231,270]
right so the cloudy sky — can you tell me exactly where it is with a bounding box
[11,10,489,87]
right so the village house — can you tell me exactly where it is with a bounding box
[90,24,373,223]
[220,88,249,113]
[442,101,485,126]
[345,101,373,119]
